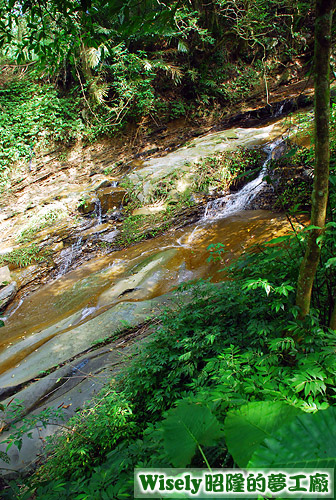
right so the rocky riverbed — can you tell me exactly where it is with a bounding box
[0,87,313,476]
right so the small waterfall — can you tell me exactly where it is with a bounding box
[274,101,285,118]
[2,298,23,322]
[176,225,205,248]
[57,236,83,277]
[111,181,119,188]
[203,197,230,219]
[204,139,281,219]
[94,198,102,224]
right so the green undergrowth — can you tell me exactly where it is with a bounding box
[115,212,177,247]
[270,100,336,212]
[0,245,50,268]
[0,60,264,195]
[15,207,67,244]
[115,196,196,247]
[192,147,264,194]
[268,146,313,212]
[114,147,264,247]
[123,147,264,207]
[0,78,85,192]
[4,222,336,499]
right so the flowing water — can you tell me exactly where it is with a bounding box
[0,115,305,385]
[94,198,103,224]
[204,139,281,218]
[56,236,83,277]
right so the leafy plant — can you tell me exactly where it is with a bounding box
[0,244,50,268]
[160,401,224,468]
[248,405,336,468]
[223,401,300,467]
[15,207,67,243]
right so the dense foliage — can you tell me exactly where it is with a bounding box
[3,217,336,498]
[0,78,84,189]
[0,0,316,188]
[1,1,336,499]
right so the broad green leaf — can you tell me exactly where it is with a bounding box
[249,406,336,468]
[282,147,298,158]
[161,401,224,467]
[224,401,300,467]
[266,235,292,244]
[303,225,322,231]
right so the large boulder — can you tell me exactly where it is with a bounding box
[78,194,97,214]
[0,281,17,311]
[78,188,127,215]
[96,187,126,212]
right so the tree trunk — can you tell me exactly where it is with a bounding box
[330,301,336,329]
[296,0,334,318]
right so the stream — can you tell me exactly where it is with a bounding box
[0,115,303,389]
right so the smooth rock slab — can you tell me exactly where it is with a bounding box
[0,327,153,475]
[0,293,173,388]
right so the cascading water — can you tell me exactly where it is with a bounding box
[204,139,282,219]
[56,236,83,277]
[94,198,103,224]
[273,100,287,118]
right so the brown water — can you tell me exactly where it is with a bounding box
[0,210,300,374]
[0,112,310,378]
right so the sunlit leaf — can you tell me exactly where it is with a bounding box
[224,401,300,467]
[161,401,224,467]
[249,406,336,468]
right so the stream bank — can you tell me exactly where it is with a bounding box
[0,85,313,477]
[0,92,313,306]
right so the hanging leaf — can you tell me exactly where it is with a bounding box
[249,406,336,468]
[224,401,300,467]
[161,401,224,467]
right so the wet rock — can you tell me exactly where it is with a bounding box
[78,194,96,214]
[0,282,17,311]
[0,325,155,476]
[272,140,288,160]
[80,223,111,239]
[190,193,206,204]
[0,294,175,389]
[132,203,167,216]
[12,264,44,288]
[0,266,12,286]
[78,187,127,215]
[90,176,112,191]
[96,187,127,212]
[89,167,105,177]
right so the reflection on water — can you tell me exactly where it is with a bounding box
[0,210,301,375]
[0,109,311,376]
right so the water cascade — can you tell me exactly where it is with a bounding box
[94,198,103,224]
[0,113,307,389]
[57,236,83,277]
[204,139,281,219]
